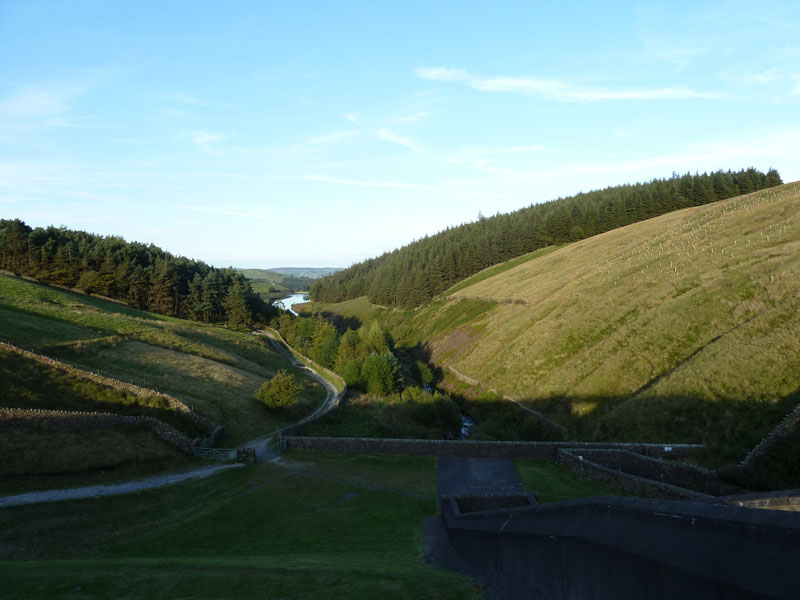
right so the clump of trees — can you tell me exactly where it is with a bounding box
[274,312,461,437]
[254,370,300,408]
[0,220,276,329]
[311,168,783,309]
[274,315,405,395]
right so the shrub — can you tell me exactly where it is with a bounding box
[254,370,300,409]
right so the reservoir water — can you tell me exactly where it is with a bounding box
[275,293,310,315]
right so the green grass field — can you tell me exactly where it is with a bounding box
[298,390,461,440]
[0,423,197,496]
[0,449,621,598]
[0,275,327,446]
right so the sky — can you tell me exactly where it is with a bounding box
[2,0,800,268]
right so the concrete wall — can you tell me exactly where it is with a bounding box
[440,494,800,599]
[283,435,703,459]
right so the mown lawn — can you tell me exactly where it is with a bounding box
[0,451,481,599]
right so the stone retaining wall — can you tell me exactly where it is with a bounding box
[283,435,703,459]
[568,448,741,496]
[738,399,800,466]
[0,407,195,454]
[556,448,713,500]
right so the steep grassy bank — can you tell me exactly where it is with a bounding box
[0,275,326,445]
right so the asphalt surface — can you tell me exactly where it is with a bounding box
[437,457,525,498]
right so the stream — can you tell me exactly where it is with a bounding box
[460,414,474,439]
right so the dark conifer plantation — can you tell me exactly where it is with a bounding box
[0,220,273,328]
[312,168,783,308]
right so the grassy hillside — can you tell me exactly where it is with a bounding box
[0,449,622,598]
[312,183,800,469]
[0,275,326,446]
[435,182,800,464]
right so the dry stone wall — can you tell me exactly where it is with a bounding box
[0,407,195,454]
[283,436,703,459]
[737,399,800,466]
[0,340,222,438]
[566,448,741,496]
[556,448,714,500]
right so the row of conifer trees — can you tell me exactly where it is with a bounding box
[0,219,273,328]
[311,168,783,309]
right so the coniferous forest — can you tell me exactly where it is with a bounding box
[0,219,273,328]
[311,168,783,309]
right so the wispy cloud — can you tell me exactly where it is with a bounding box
[342,113,361,125]
[415,67,718,102]
[756,15,800,32]
[304,174,429,190]
[720,68,781,85]
[0,84,90,132]
[391,111,432,124]
[446,145,544,170]
[304,130,359,145]
[67,190,123,203]
[494,145,544,154]
[376,128,424,152]
[0,89,68,119]
[166,92,239,109]
[793,75,800,95]
[179,205,271,219]
[634,5,706,69]
[190,130,224,154]
[446,157,491,168]
[414,67,471,82]
[640,38,703,70]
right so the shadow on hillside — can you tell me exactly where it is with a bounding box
[447,384,799,468]
[311,310,362,332]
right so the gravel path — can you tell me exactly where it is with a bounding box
[0,463,245,508]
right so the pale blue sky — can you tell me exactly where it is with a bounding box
[2,0,799,267]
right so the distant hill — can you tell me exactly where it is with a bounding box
[237,268,319,298]
[311,168,783,309]
[271,267,341,279]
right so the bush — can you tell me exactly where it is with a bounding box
[254,370,300,409]
[361,352,403,395]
